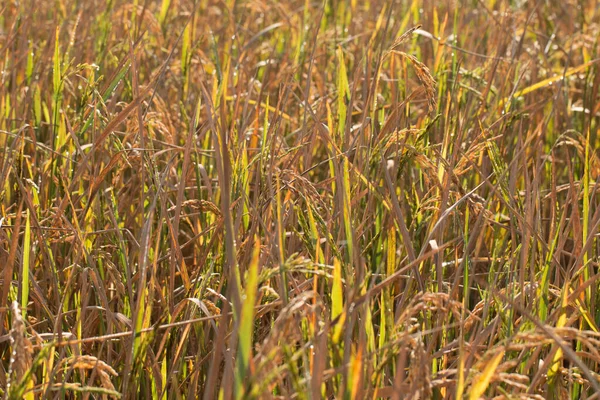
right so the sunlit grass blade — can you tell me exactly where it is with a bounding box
[21,209,31,319]
[235,236,261,399]
[548,284,568,384]
[332,258,345,344]
[500,58,600,108]
[468,350,504,400]
[158,0,171,29]
[336,46,350,140]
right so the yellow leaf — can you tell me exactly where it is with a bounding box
[332,258,345,343]
[469,350,504,400]
[349,344,363,398]
[549,284,569,379]
[500,58,600,108]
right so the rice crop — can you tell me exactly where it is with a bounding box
[1,0,600,398]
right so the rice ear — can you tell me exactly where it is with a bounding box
[390,25,422,51]
[392,51,438,112]
[8,301,34,387]
[60,355,119,400]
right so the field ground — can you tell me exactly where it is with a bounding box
[2,0,600,398]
